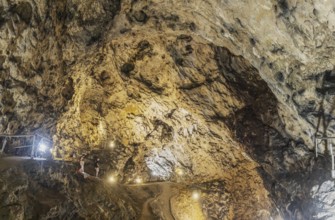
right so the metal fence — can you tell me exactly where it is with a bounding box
[0,133,53,159]
[315,135,335,178]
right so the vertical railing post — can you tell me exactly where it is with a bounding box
[1,138,7,153]
[330,143,335,178]
[31,135,36,159]
[315,135,318,158]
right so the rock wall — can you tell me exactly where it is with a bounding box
[1,0,335,219]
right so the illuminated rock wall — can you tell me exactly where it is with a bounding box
[1,0,335,219]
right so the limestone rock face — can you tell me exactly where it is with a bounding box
[1,0,335,219]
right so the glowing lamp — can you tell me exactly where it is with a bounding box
[135,177,143,184]
[192,191,201,200]
[108,175,117,183]
[176,168,184,176]
[38,143,47,152]
[109,141,115,149]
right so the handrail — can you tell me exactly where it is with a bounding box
[315,135,335,178]
[0,134,53,159]
[13,145,33,149]
[35,134,52,143]
[0,134,35,138]
[315,136,335,155]
[315,136,335,140]
[0,133,52,142]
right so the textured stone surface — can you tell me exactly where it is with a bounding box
[1,0,335,219]
[0,160,138,220]
[311,180,335,219]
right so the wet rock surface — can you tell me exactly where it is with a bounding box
[1,0,335,219]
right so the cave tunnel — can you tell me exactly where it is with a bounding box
[1,0,335,219]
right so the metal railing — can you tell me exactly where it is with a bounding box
[315,135,335,178]
[0,133,52,159]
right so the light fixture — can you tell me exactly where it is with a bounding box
[135,177,143,184]
[175,168,184,176]
[38,143,47,152]
[192,191,201,200]
[108,175,117,183]
[109,141,115,149]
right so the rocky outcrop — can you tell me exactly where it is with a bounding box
[1,0,335,219]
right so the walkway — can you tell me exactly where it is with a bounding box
[126,182,181,220]
[0,156,45,171]
[0,156,182,220]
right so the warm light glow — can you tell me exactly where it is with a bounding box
[176,168,184,176]
[38,143,47,152]
[192,191,201,200]
[108,175,117,183]
[109,141,115,149]
[135,177,143,184]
